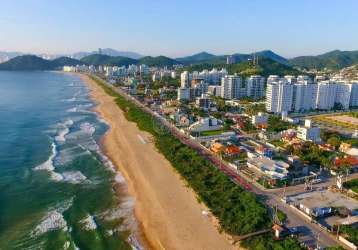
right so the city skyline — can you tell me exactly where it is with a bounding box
[1,0,358,58]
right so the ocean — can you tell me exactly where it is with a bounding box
[0,71,139,250]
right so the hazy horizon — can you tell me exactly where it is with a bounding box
[1,0,358,58]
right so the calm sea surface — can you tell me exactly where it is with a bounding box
[0,71,138,250]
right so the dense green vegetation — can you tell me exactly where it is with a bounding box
[0,55,84,71]
[348,112,358,119]
[138,56,179,67]
[181,58,300,77]
[286,141,335,168]
[340,225,358,245]
[80,54,137,66]
[267,116,294,133]
[343,179,358,193]
[90,75,271,237]
[151,76,180,89]
[241,233,304,250]
[289,50,358,70]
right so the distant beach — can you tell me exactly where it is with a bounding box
[81,74,235,250]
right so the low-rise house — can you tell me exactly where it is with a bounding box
[189,117,223,133]
[297,119,321,143]
[255,145,273,158]
[251,112,268,128]
[247,155,290,180]
[225,145,241,157]
[340,142,358,157]
[210,142,225,154]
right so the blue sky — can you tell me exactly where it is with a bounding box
[0,0,357,58]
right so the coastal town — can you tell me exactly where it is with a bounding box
[62,54,358,250]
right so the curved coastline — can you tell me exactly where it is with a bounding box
[79,74,235,250]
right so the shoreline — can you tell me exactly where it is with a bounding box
[80,74,236,250]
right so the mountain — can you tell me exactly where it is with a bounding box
[289,50,358,70]
[138,56,179,67]
[0,51,23,63]
[80,54,137,66]
[72,48,143,60]
[176,52,219,64]
[0,55,55,71]
[182,57,300,77]
[177,50,288,65]
[52,57,83,67]
[254,50,289,65]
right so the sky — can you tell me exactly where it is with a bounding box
[0,0,357,58]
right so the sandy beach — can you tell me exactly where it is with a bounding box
[81,74,236,250]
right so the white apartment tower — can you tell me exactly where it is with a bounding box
[180,71,191,88]
[292,82,318,112]
[316,81,337,110]
[221,75,244,99]
[350,82,358,107]
[246,75,265,99]
[266,81,293,113]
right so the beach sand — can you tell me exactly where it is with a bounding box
[81,74,236,250]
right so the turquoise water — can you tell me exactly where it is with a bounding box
[0,71,139,250]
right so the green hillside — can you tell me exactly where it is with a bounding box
[177,50,289,65]
[138,56,179,67]
[80,54,137,66]
[181,58,300,77]
[289,50,358,70]
[0,55,55,71]
[52,57,83,67]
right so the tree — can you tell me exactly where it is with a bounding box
[327,136,341,149]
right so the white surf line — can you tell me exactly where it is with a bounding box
[137,134,147,144]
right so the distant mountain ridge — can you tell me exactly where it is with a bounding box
[0,55,83,71]
[176,50,289,65]
[289,50,358,70]
[80,54,138,66]
[72,48,143,60]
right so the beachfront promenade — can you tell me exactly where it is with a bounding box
[90,74,345,249]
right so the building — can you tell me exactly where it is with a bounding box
[177,87,190,101]
[350,82,358,107]
[221,75,245,100]
[180,71,190,88]
[152,72,160,82]
[246,75,265,99]
[247,156,289,180]
[189,117,223,133]
[296,120,321,143]
[251,112,268,127]
[208,85,222,97]
[335,82,352,110]
[171,71,177,79]
[139,64,149,75]
[316,81,337,110]
[266,81,293,113]
[292,82,318,112]
[196,94,214,111]
[226,55,236,65]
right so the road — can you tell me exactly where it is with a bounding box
[94,76,348,249]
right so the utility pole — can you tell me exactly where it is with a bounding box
[315,232,320,250]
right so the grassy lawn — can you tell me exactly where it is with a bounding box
[343,178,358,193]
[200,129,225,136]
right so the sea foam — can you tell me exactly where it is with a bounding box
[33,211,68,236]
[80,215,97,231]
[33,142,56,171]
